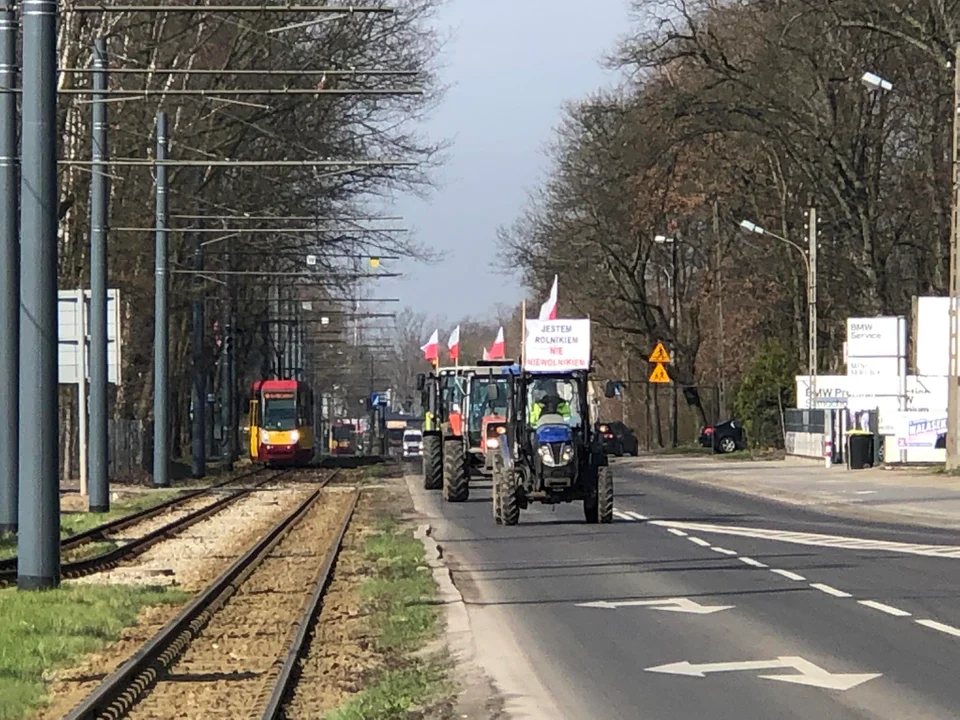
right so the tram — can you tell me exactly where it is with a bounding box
[248,379,315,466]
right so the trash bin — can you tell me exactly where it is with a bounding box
[847,432,874,470]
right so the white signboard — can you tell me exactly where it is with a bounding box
[523,319,591,372]
[916,296,949,376]
[846,317,903,358]
[58,289,122,385]
[846,357,900,376]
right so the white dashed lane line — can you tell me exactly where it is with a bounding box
[770,569,806,581]
[811,583,853,598]
[916,619,960,637]
[859,600,911,617]
[711,547,737,555]
[624,511,648,521]
[667,528,687,537]
[689,537,711,547]
[613,510,633,521]
[740,557,768,568]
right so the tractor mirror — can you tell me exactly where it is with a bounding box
[604,380,617,398]
[416,373,425,391]
[486,383,500,401]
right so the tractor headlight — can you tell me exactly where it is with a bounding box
[538,445,555,466]
[560,443,574,464]
[485,438,499,449]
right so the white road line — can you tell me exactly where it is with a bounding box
[689,537,711,547]
[613,510,633,521]
[916,619,960,637]
[810,583,852,598]
[711,547,737,555]
[647,519,960,560]
[770,569,806,581]
[740,557,768,568]
[667,528,687,537]
[858,600,911,617]
[625,511,648,521]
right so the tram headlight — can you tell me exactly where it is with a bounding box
[290,430,300,443]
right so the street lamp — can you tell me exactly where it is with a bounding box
[861,72,893,92]
[654,234,681,446]
[739,215,818,406]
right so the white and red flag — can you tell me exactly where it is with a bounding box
[482,347,490,360]
[447,325,461,362]
[488,326,505,358]
[538,275,558,320]
[421,329,439,363]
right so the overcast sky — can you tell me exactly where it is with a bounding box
[380,0,631,324]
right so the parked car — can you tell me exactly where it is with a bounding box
[597,421,639,457]
[698,419,746,454]
[402,429,423,459]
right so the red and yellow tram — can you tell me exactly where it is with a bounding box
[248,379,315,466]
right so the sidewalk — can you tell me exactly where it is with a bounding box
[623,453,960,529]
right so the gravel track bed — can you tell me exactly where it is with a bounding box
[283,491,381,719]
[69,487,314,589]
[123,488,357,720]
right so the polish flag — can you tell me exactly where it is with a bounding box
[538,275,558,320]
[482,347,490,360]
[447,325,460,361]
[488,326,505,358]
[421,329,439,362]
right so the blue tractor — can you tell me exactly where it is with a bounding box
[489,368,614,525]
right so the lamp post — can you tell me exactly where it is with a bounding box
[863,57,960,469]
[654,234,679,446]
[739,215,818,405]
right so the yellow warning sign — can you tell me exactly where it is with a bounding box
[649,363,671,383]
[649,342,671,364]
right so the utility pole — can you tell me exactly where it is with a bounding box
[152,111,169,488]
[220,242,233,471]
[945,44,960,470]
[190,231,205,478]
[19,0,60,590]
[807,206,818,408]
[670,237,679,448]
[88,37,110,512]
[0,6,18,533]
[713,198,726,420]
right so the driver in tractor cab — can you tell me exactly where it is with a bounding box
[529,381,572,425]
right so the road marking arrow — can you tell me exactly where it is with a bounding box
[575,597,734,614]
[646,655,881,691]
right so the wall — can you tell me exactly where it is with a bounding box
[784,431,824,459]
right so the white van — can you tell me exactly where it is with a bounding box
[402,429,423,458]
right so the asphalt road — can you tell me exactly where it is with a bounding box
[412,459,960,719]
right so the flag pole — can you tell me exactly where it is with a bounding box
[520,300,527,366]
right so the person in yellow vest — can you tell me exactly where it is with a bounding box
[529,382,572,425]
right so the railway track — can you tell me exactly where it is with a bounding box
[0,466,295,587]
[62,468,358,720]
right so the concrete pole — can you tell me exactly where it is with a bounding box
[945,45,960,470]
[0,7,19,533]
[152,111,169,487]
[808,207,818,408]
[228,244,238,462]
[18,0,61,590]
[88,37,110,512]
[670,238,679,447]
[190,237,205,478]
[220,254,233,471]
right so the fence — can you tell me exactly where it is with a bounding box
[59,417,149,482]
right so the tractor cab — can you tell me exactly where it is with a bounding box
[525,375,585,481]
[466,360,519,473]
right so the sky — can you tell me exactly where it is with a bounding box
[380,0,632,324]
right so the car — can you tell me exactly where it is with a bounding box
[699,419,745,454]
[597,421,639,457]
[402,429,423,459]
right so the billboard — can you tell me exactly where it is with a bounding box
[58,289,122,385]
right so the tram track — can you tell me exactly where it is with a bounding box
[0,466,295,587]
[61,468,357,720]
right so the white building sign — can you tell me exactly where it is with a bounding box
[916,296,949,376]
[58,289,122,385]
[523,319,591,371]
[845,316,905,377]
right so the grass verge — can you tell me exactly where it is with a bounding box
[0,584,187,720]
[0,490,181,562]
[326,515,449,719]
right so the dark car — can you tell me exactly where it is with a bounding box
[699,419,746,454]
[597,421,639,457]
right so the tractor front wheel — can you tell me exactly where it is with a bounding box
[443,438,469,502]
[498,469,520,526]
[491,458,503,525]
[422,434,443,490]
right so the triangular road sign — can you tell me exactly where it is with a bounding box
[649,342,671,364]
[649,363,671,383]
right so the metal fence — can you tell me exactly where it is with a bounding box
[60,417,148,482]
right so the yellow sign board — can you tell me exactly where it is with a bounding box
[649,363,671,383]
[649,342,671,363]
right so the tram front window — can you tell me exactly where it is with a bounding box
[262,398,297,431]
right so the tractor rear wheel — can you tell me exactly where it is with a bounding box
[597,466,614,523]
[498,469,519,526]
[443,438,469,502]
[422,435,443,490]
